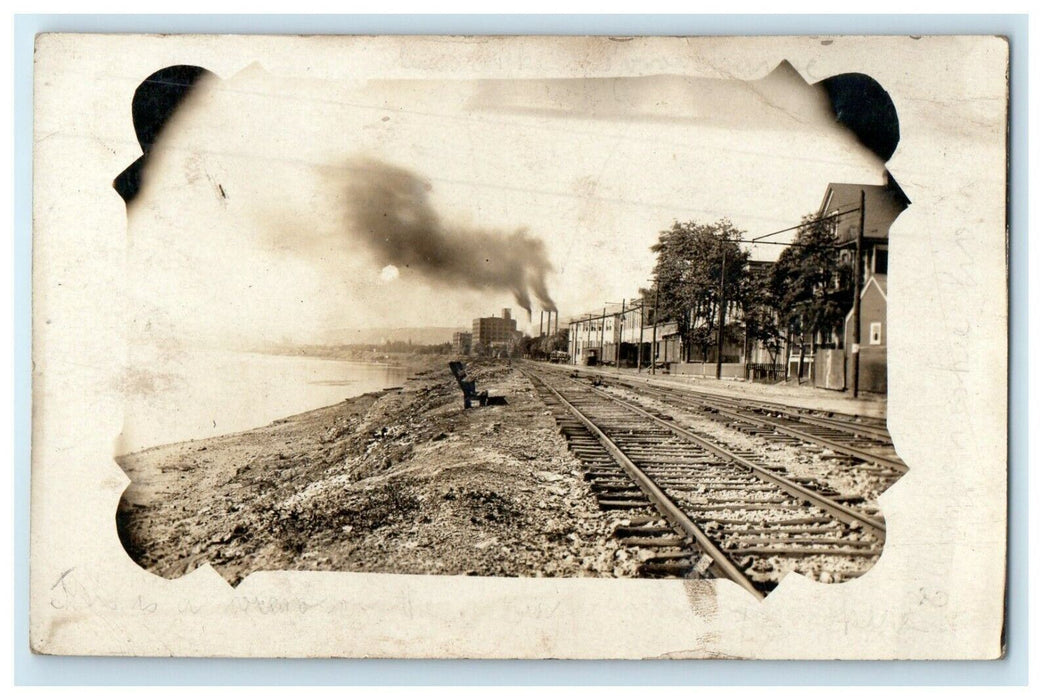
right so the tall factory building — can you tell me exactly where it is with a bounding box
[472,308,520,356]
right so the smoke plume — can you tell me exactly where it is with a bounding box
[344,158,557,314]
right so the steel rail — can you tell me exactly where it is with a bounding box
[784,412,891,443]
[553,363,889,437]
[528,371,766,600]
[557,375,888,538]
[597,374,904,473]
[661,387,892,441]
[685,398,905,473]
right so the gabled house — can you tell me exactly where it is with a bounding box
[805,175,907,393]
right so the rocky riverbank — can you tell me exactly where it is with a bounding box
[116,360,629,585]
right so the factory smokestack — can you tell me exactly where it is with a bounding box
[344,158,557,314]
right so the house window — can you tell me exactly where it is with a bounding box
[875,248,888,274]
[870,322,882,345]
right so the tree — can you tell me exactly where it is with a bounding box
[649,219,749,363]
[517,329,568,360]
[518,334,543,359]
[539,328,569,355]
[739,263,783,368]
[769,213,854,382]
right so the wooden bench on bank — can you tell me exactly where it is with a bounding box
[448,361,506,409]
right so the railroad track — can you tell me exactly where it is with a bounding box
[587,373,905,476]
[677,390,890,442]
[525,368,887,599]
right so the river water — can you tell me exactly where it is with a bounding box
[116,346,410,454]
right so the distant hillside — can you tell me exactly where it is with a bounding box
[320,327,469,346]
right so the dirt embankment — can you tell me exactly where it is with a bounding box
[117,360,626,585]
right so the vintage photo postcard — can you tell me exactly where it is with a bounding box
[30,33,1008,658]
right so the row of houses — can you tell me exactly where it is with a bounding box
[564,178,906,394]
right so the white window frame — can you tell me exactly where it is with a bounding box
[870,322,883,345]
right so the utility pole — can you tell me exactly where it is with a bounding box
[615,298,625,368]
[637,299,644,372]
[589,313,595,363]
[851,190,866,398]
[715,238,728,380]
[743,320,750,382]
[571,320,577,365]
[599,306,606,366]
[581,316,588,362]
[650,279,660,375]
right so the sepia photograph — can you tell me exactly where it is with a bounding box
[110,59,905,593]
[29,32,1009,659]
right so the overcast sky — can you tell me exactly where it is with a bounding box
[127,62,885,345]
